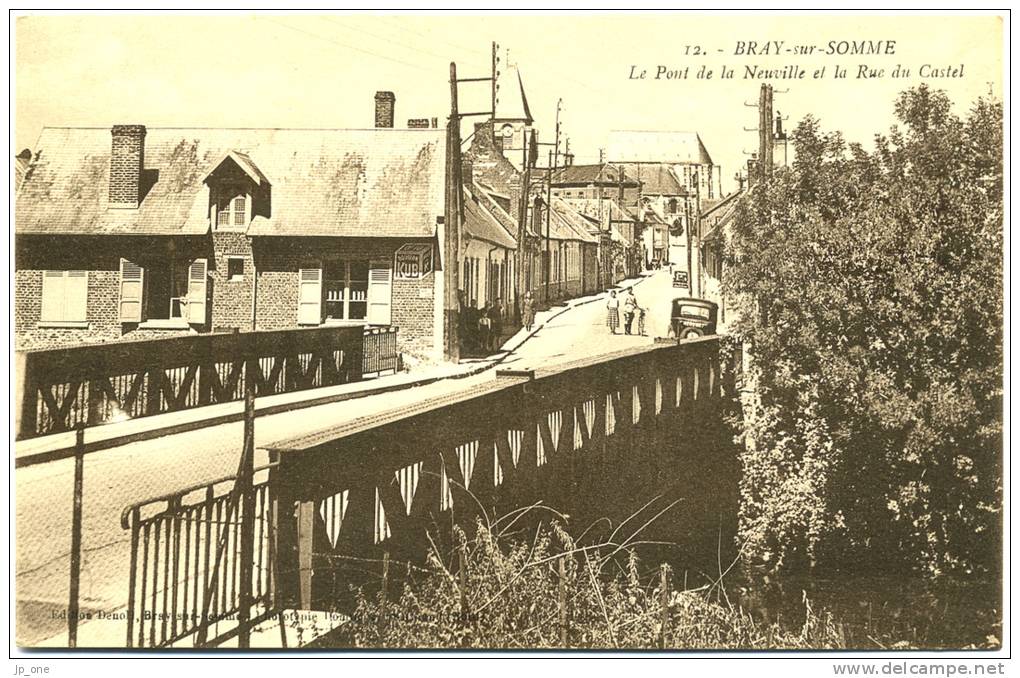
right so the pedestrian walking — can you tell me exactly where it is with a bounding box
[521,291,535,332]
[478,302,492,353]
[607,290,620,334]
[463,298,480,352]
[637,307,646,336]
[488,299,504,352]
[623,289,639,335]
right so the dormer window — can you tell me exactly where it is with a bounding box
[203,151,270,232]
[215,185,250,229]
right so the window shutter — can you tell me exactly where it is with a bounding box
[297,267,322,325]
[187,258,208,325]
[119,259,145,323]
[367,261,392,325]
[41,271,66,322]
[66,271,88,322]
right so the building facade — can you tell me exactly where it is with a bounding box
[15,96,452,362]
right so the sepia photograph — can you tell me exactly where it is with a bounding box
[9,8,1008,667]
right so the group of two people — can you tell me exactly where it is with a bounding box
[462,298,505,354]
[606,288,646,336]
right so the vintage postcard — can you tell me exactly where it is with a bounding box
[10,9,1007,668]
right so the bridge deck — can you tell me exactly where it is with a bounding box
[263,335,718,455]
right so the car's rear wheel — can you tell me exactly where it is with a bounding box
[681,327,704,339]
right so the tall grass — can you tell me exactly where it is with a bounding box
[338,513,846,649]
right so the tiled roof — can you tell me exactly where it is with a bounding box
[556,196,639,226]
[16,127,446,238]
[701,189,744,243]
[547,163,639,186]
[608,130,714,165]
[545,198,599,244]
[621,163,686,196]
[463,186,517,249]
[205,150,271,186]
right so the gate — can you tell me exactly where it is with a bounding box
[120,463,279,648]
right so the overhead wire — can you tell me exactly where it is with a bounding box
[263,17,435,73]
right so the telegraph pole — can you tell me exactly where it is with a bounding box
[545,149,553,303]
[686,175,694,298]
[543,99,562,303]
[491,41,498,122]
[694,171,702,298]
[446,55,499,359]
[445,63,462,362]
[597,148,605,289]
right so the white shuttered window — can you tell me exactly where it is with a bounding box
[297,267,323,325]
[367,261,393,325]
[41,270,88,325]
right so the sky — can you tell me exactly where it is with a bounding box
[14,12,1004,195]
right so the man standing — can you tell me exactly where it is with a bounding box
[623,289,639,335]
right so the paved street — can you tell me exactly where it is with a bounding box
[15,269,679,646]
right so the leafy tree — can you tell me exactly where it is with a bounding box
[725,86,1002,575]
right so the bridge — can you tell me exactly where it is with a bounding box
[117,335,740,647]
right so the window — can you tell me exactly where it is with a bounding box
[299,261,390,325]
[145,259,189,320]
[226,256,245,281]
[118,257,208,326]
[40,270,88,326]
[214,185,249,229]
[324,260,369,321]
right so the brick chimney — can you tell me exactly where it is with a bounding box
[374,91,395,128]
[109,124,146,208]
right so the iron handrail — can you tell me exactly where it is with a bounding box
[120,461,278,529]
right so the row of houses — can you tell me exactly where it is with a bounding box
[14,66,727,363]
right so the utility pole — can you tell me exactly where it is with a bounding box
[686,174,694,298]
[491,41,498,122]
[543,98,562,304]
[545,149,553,303]
[445,63,463,362]
[597,148,606,289]
[755,83,776,182]
[694,171,702,298]
[764,84,774,172]
[446,55,499,359]
[517,129,532,320]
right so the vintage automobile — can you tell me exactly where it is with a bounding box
[669,297,718,339]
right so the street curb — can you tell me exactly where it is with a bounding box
[14,274,654,468]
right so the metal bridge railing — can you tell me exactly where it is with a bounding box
[120,463,277,648]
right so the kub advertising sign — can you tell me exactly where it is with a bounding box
[394,243,434,280]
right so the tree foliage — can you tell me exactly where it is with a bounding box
[725,86,1003,575]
